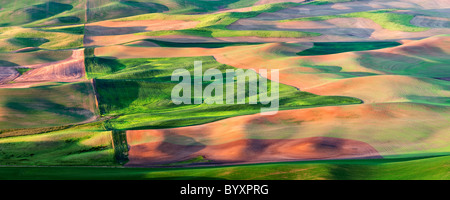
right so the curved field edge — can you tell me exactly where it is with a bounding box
[0,155,448,180]
[118,3,322,38]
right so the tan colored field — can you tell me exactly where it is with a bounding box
[95,45,216,58]
[0,67,19,84]
[306,75,450,103]
[215,35,450,100]
[0,49,86,88]
[0,50,73,67]
[86,20,199,36]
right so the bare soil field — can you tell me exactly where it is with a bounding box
[0,67,19,84]
[0,49,86,88]
[126,136,381,166]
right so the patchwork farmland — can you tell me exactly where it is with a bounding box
[0,0,449,180]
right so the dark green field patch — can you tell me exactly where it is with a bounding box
[128,39,262,48]
[7,37,50,48]
[15,68,32,75]
[296,41,401,56]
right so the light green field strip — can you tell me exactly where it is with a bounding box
[281,9,430,32]
[0,155,448,180]
[0,26,83,52]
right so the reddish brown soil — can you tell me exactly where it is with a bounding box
[126,136,382,166]
[125,102,450,167]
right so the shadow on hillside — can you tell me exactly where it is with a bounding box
[24,1,73,22]
[86,0,168,22]
[326,164,377,180]
[7,37,50,48]
[0,60,19,67]
[85,25,148,36]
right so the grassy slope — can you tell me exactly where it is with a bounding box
[0,155,448,180]
[0,123,115,166]
[0,0,283,27]
[0,26,83,52]
[0,50,72,66]
[85,0,268,21]
[359,53,450,79]
[0,0,86,27]
[281,9,430,32]
[86,56,361,130]
[0,82,97,129]
[86,0,169,23]
[0,1,85,53]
